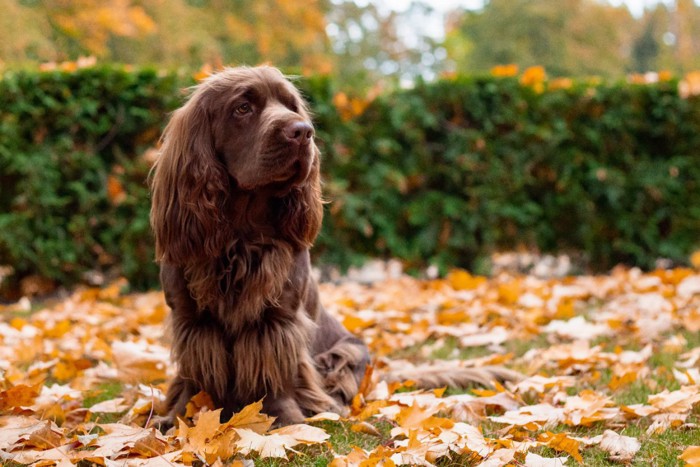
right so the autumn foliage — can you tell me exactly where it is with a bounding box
[0,265,699,464]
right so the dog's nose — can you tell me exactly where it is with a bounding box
[284,121,314,145]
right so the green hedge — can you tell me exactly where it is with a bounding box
[1,66,699,295]
[0,66,183,292]
[319,76,700,272]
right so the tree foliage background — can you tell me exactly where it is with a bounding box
[3,0,700,87]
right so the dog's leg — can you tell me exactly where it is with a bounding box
[263,393,306,426]
[310,306,370,406]
[314,336,370,405]
[295,354,346,416]
[167,374,198,415]
[159,264,231,425]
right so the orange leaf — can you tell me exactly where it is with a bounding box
[185,391,216,419]
[106,175,126,205]
[354,400,388,421]
[351,421,382,437]
[447,269,486,290]
[0,384,41,410]
[609,371,638,391]
[491,64,519,77]
[357,364,375,397]
[680,446,700,466]
[343,315,374,332]
[498,279,522,305]
[539,431,583,463]
[224,399,274,434]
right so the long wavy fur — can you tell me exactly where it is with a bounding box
[149,66,518,429]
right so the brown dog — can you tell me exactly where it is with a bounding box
[150,66,368,426]
[149,66,518,427]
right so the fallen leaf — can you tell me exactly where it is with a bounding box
[679,445,700,467]
[351,421,382,437]
[597,430,640,463]
[524,452,569,466]
[233,428,298,459]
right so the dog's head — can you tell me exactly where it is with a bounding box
[203,66,319,191]
[150,66,323,264]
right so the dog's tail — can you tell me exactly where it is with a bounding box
[380,360,522,389]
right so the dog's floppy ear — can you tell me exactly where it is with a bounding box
[276,147,324,248]
[149,92,229,265]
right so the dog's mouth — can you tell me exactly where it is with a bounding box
[260,151,314,195]
[278,143,314,179]
[229,142,315,194]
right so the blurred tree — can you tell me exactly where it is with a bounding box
[636,1,700,74]
[25,0,156,58]
[632,18,660,72]
[669,0,700,72]
[0,0,56,63]
[7,0,332,71]
[444,0,635,77]
[325,0,444,88]
[4,0,700,85]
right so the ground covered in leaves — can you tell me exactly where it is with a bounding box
[1,267,699,466]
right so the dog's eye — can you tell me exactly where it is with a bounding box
[235,103,252,115]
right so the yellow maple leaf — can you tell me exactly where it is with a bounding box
[52,361,78,382]
[539,431,583,463]
[224,399,274,434]
[179,408,227,464]
[9,317,27,330]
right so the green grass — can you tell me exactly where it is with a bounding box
[82,381,127,424]
[82,381,125,408]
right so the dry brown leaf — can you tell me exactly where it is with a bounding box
[478,448,516,467]
[0,383,41,411]
[351,421,382,437]
[524,452,569,466]
[88,397,129,413]
[178,408,225,460]
[2,264,700,465]
[597,430,640,463]
[490,403,565,429]
[233,428,298,459]
[90,423,171,459]
[648,386,700,413]
[0,416,64,451]
[270,423,330,445]
[306,411,342,422]
[111,340,169,383]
